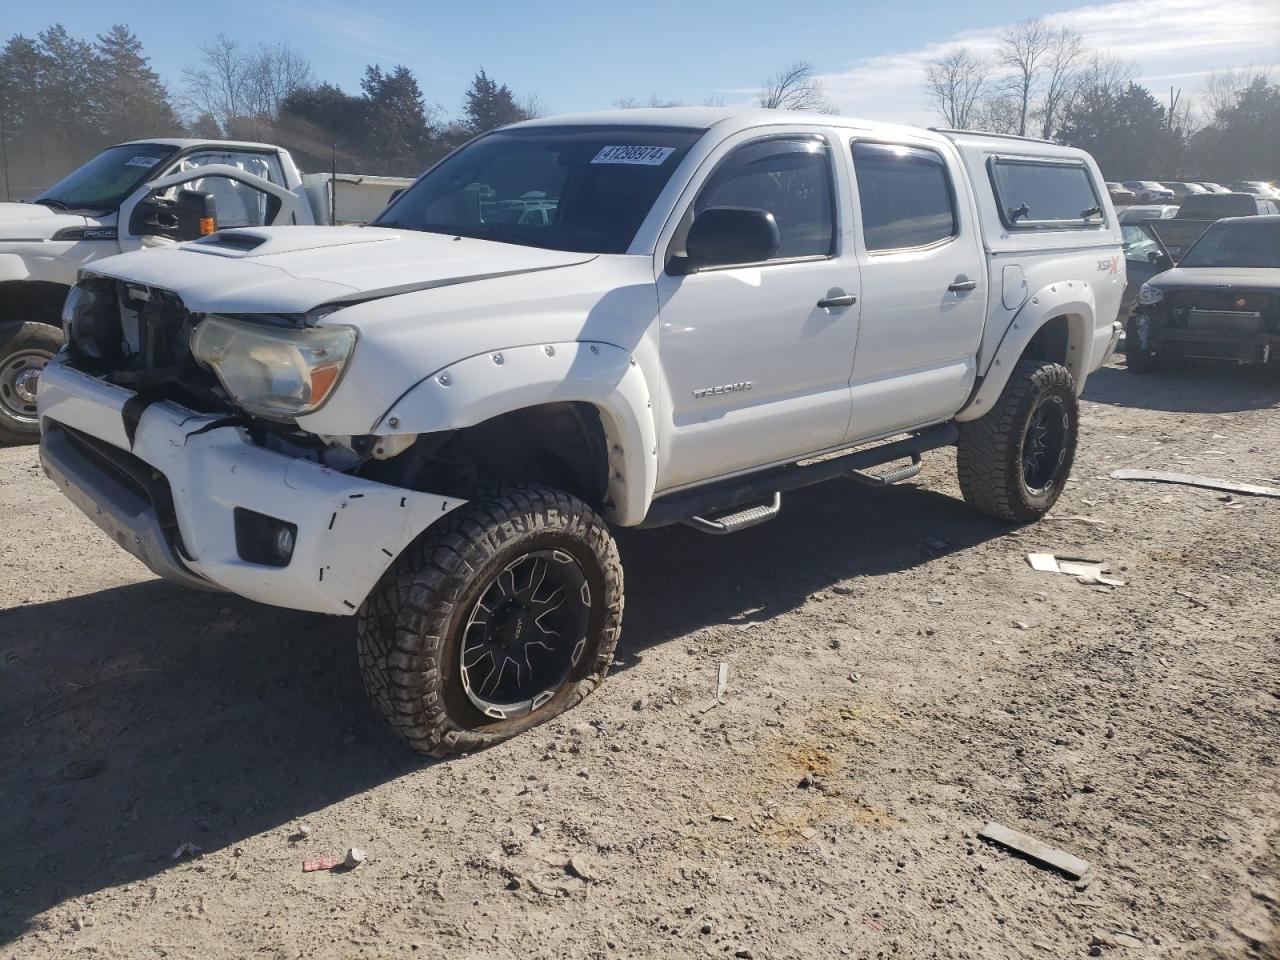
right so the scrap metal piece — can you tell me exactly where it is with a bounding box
[978,822,1091,879]
[1110,469,1280,498]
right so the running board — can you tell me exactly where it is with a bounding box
[849,454,921,487]
[686,492,782,535]
[639,423,958,530]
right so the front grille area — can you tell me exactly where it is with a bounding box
[1164,288,1279,331]
[52,421,190,553]
[65,277,227,412]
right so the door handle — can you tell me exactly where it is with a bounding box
[817,293,857,309]
[948,278,978,292]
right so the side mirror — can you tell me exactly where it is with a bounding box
[668,207,780,275]
[130,189,217,241]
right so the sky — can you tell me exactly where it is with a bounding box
[6,0,1279,124]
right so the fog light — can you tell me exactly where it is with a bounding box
[233,508,298,567]
[272,525,295,561]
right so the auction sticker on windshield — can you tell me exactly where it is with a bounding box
[125,156,163,167]
[592,145,676,165]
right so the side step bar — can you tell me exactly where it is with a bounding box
[687,492,782,535]
[641,423,958,531]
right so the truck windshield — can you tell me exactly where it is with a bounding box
[1179,219,1280,269]
[36,143,178,212]
[372,126,704,253]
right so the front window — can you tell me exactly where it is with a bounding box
[1179,220,1280,269]
[695,137,836,260]
[373,125,703,254]
[36,143,179,212]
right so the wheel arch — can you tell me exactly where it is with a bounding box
[957,283,1096,423]
[364,341,657,525]
[0,278,72,329]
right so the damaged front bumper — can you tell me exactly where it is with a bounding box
[37,356,460,616]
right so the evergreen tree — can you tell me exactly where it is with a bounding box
[462,68,527,136]
[92,24,181,145]
[1057,83,1181,180]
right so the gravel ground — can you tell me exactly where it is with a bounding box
[1,358,1277,960]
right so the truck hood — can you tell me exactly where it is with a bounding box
[1151,267,1280,292]
[82,226,596,314]
[0,201,88,240]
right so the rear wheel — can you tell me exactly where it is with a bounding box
[357,485,623,756]
[0,321,62,445]
[957,357,1079,522]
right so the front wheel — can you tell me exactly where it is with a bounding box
[357,486,623,756]
[0,321,63,445]
[957,357,1079,522]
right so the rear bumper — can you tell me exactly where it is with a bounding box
[37,356,461,616]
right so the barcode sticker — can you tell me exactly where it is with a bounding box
[591,145,676,166]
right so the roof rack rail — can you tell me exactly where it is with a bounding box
[929,127,1057,145]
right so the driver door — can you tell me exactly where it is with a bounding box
[654,131,860,491]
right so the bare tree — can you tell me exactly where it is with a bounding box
[615,94,683,109]
[757,61,833,112]
[996,18,1054,137]
[518,93,548,119]
[1201,66,1272,121]
[924,47,990,129]
[1037,26,1085,139]
[182,33,312,138]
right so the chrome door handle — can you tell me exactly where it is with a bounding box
[948,278,978,292]
[817,294,858,308]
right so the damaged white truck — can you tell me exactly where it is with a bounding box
[0,138,408,442]
[38,109,1124,755]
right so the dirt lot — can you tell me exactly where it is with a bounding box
[1,358,1278,960]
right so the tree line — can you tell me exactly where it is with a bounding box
[2,20,1273,199]
[922,19,1279,182]
[0,24,542,197]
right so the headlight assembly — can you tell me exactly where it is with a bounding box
[1137,283,1164,306]
[190,315,357,421]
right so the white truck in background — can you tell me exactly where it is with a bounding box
[0,138,409,442]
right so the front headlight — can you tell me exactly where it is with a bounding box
[191,315,357,421]
[1137,283,1164,306]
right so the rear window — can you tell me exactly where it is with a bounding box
[989,158,1103,229]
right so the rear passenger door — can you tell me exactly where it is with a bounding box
[844,139,986,441]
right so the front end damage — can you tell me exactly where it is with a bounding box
[1132,287,1280,365]
[39,274,460,615]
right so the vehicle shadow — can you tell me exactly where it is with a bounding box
[1084,361,1280,414]
[0,477,1003,943]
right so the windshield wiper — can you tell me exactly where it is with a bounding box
[34,198,70,210]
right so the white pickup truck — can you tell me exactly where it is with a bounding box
[39,108,1124,755]
[0,138,409,442]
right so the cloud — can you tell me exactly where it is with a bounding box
[812,0,1280,124]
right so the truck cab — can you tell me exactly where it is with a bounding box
[0,139,407,442]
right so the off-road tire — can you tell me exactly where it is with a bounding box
[357,485,623,756]
[0,321,63,445]
[1124,316,1160,374]
[957,356,1079,522]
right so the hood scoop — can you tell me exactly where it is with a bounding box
[196,230,268,252]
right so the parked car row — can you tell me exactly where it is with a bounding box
[1108,178,1279,206]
